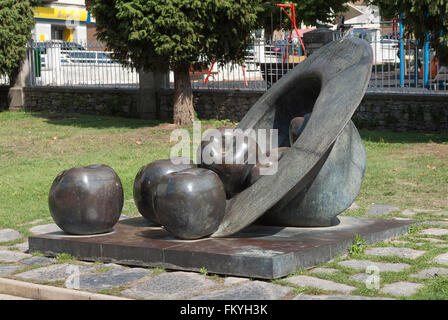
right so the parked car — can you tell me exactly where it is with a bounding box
[253,39,306,87]
[34,41,87,68]
[34,40,86,54]
[253,39,303,64]
[349,29,400,64]
[33,41,118,67]
[61,51,118,64]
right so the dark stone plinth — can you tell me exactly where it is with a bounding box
[29,217,415,280]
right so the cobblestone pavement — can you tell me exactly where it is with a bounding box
[1,205,448,300]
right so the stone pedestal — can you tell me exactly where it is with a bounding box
[29,216,415,279]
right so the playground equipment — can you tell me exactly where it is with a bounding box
[274,3,307,62]
[397,13,437,88]
[204,3,308,88]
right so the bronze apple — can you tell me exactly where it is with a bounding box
[133,158,194,225]
[49,164,123,235]
[154,168,226,240]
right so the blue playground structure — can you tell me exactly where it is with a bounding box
[399,13,434,89]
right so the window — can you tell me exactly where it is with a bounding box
[51,26,64,40]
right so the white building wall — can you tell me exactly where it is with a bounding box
[47,0,85,6]
[346,5,381,30]
[33,22,52,42]
[73,24,87,43]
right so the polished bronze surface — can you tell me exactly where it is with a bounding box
[154,168,226,240]
[48,164,123,235]
[289,114,311,145]
[197,128,258,198]
[133,158,194,224]
[247,147,291,186]
[261,120,366,227]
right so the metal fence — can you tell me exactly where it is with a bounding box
[26,40,139,88]
[353,32,448,93]
[162,33,448,94]
[21,34,448,94]
[176,38,304,91]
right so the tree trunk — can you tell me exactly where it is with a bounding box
[264,22,274,41]
[173,65,195,125]
[7,65,22,110]
[9,66,20,88]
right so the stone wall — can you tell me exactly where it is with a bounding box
[22,87,139,118]
[0,86,8,110]
[4,87,448,133]
[356,92,448,132]
[158,89,261,122]
[159,89,448,132]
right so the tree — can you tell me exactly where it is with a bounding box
[258,0,348,38]
[90,0,262,125]
[0,0,36,84]
[370,0,448,64]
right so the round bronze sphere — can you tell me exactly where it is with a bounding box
[133,158,194,225]
[154,168,226,240]
[48,164,124,235]
[247,147,291,186]
[289,113,311,145]
[197,128,258,198]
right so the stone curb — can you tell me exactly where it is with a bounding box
[0,277,131,300]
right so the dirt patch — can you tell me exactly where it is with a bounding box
[408,143,448,158]
[152,123,177,130]
[389,143,448,160]
[1,123,173,159]
[395,179,420,187]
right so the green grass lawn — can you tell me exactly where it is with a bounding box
[0,110,447,233]
[1,110,448,300]
[0,111,234,233]
[346,129,448,219]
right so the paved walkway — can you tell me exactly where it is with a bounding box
[1,204,448,300]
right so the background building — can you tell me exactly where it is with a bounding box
[32,0,93,43]
[338,1,381,31]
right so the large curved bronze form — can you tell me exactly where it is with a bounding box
[212,37,373,237]
[259,120,366,227]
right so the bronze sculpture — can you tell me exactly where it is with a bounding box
[48,37,372,240]
[48,164,123,235]
[133,158,194,225]
[154,168,227,239]
[247,147,291,186]
[260,120,366,227]
[211,37,372,237]
[289,115,310,146]
[197,128,259,199]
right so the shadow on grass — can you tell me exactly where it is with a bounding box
[28,111,167,129]
[359,129,448,144]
